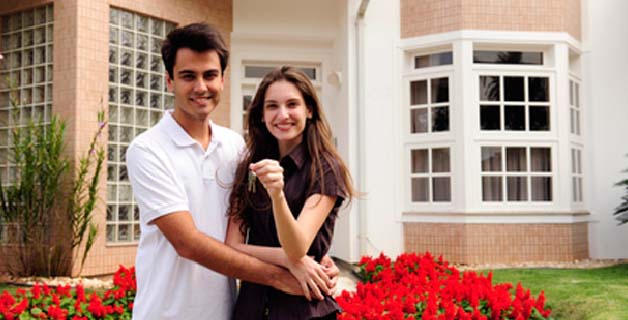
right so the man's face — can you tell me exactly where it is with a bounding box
[166,48,224,122]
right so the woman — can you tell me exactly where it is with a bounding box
[226,66,355,319]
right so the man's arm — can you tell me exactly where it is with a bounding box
[153,211,302,295]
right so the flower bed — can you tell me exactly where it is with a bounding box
[1,253,552,319]
[337,252,553,320]
[0,266,135,320]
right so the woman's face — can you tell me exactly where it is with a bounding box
[262,80,312,156]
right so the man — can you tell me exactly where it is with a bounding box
[126,23,336,319]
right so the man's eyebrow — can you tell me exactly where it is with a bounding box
[177,69,196,75]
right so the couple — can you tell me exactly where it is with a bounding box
[126,22,355,320]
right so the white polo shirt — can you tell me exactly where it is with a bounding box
[127,110,244,320]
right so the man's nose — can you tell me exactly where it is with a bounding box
[193,78,207,93]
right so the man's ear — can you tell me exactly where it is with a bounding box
[165,72,174,92]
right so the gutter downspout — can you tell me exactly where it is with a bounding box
[355,0,369,257]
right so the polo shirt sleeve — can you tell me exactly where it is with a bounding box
[307,157,346,209]
[126,143,189,225]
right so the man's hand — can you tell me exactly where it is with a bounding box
[320,255,339,295]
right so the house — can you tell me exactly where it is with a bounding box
[0,0,626,276]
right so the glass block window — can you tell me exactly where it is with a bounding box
[473,51,543,65]
[479,75,550,132]
[409,76,450,134]
[414,52,452,69]
[572,148,583,202]
[0,5,54,186]
[107,7,175,243]
[569,78,581,135]
[0,5,53,244]
[409,147,451,202]
[481,146,552,202]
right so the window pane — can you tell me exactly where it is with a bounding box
[432,177,451,202]
[529,106,549,131]
[411,178,429,202]
[575,111,580,135]
[569,80,574,106]
[479,76,500,101]
[411,149,428,173]
[410,108,428,133]
[432,148,450,172]
[431,77,449,103]
[244,66,275,78]
[431,106,449,132]
[575,83,580,107]
[480,105,500,130]
[531,177,552,201]
[482,176,502,201]
[530,148,551,172]
[504,105,525,130]
[507,176,528,201]
[570,109,576,134]
[576,150,582,173]
[415,52,452,69]
[504,76,524,102]
[572,177,578,202]
[529,77,549,102]
[243,95,252,111]
[473,51,543,65]
[578,177,583,201]
[506,147,526,172]
[481,147,502,171]
[410,80,427,105]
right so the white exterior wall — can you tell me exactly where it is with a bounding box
[351,0,404,258]
[583,0,628,258]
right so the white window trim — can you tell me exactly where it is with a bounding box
[404,143,455,212]
[473,70,557,140]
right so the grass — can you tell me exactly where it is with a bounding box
[483,264,628,320]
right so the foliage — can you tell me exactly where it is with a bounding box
[66,111,107,275]
[0,68,107,277]
[0,265,136,320]
[0,83,69,276]
[337,252,553,320]
[613,156,628,225]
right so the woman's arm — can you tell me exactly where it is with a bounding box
[251,160,337,261]
[225,217,332,300]
[225,217,289,267]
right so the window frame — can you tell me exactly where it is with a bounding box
[479,144,556,205]
[106,7,176,245]
[404,144,454,211]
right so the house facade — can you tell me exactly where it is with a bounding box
[0,0,626,275]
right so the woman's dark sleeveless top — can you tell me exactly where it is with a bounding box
[232,144,345,320]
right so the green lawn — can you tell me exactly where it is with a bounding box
[483,264,628,320]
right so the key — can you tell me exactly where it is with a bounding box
[247,170,257,193]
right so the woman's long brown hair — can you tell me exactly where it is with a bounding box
[227,66,356,235]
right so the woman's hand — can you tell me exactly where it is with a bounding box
[285,256,332,301]
[250,160,285,199]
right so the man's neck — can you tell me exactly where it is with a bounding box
[171,109,212,150]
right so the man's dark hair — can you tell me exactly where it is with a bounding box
[161,23,229,78]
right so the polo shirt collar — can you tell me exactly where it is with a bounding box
[282,143,307,170]
[162,110,222,148]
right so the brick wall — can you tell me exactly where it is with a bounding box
[404,222,589,264]
[401,0,581,40]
